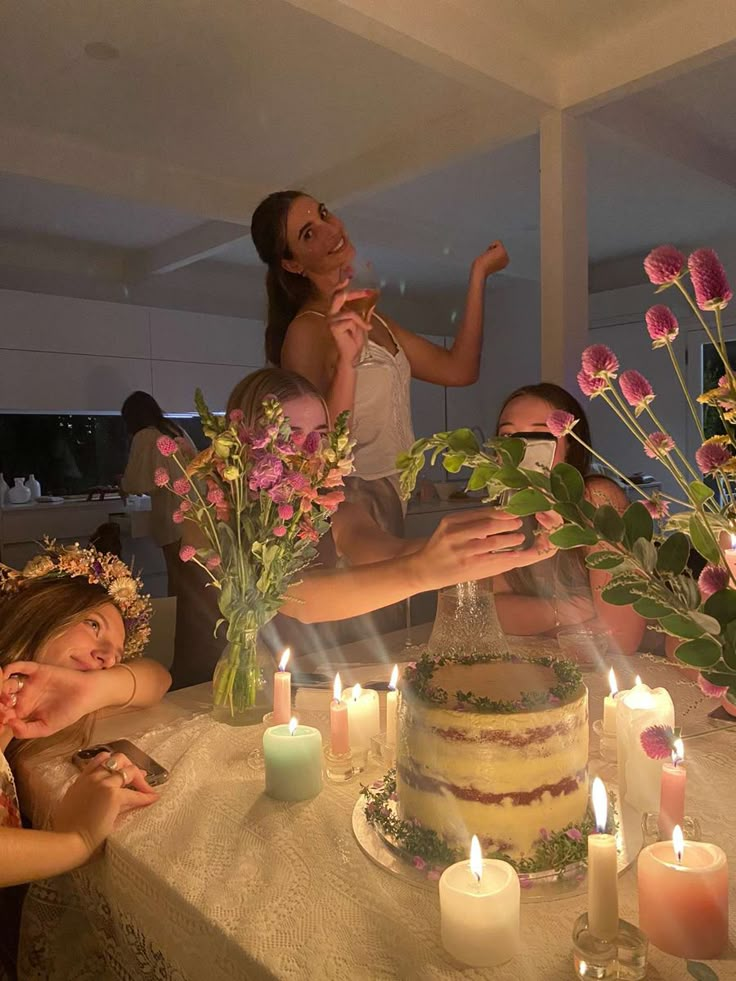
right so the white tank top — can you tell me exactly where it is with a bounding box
[292,311,415,481]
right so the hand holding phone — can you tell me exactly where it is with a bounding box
[73,739,169,787]
[498,432,557,549]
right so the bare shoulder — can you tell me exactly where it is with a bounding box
[584,475,628,512]
[281,312,334,368]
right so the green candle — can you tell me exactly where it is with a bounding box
[263,718,323,801]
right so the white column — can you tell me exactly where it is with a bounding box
[539,111,589,390]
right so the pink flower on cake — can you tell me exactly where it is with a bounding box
[427,868,442,881]
[688,248,733,311]
[698,564,730,599]
[643,245,686,286]
[645,305,679,346]
[695,436,733,474]
[179,545,196,562]
[546,410,577,438]
[697,673,729,699]
[156,435,179,458]
[643,432,674,459]
[581,344,619,379]
[620,370,654,414]
[565,828,583,843]
[154,467,169,488]
[640,724,677,760]
[412,856,427,871]
[577,369,608,399]
[173,478,191,496]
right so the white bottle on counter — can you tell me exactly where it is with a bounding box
[7,478,31,505]
[25,474,41,500]
[0,473,8,507]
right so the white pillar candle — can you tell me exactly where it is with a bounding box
[587,777,619,942]
[272,648,291,725]
[439,835,520,968]
[616,679,674,813]
[602,667,619,738]
[724,534,736,581]
[342,684,380,754]
[386,665,399,748]
[263,717,322,802]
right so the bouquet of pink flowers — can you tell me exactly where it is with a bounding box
[158,391,353,723]
[400,246,736,707]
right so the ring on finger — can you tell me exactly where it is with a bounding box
[9,693,17,708]
[8,674,25,693]
[102,757,120,773]
[118,769,130,787]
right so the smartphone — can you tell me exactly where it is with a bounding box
[72,739,169,787]
[499,432,557,548]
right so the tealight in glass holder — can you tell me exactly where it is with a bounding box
[370,733,396,766]
[323,747,355,783]
[572,913,648,980]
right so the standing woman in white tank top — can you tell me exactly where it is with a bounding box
[250,191,509,538]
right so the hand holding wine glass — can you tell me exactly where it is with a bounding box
[327,277,375,367]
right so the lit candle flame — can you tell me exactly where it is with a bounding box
[352,683,362,702]
[278,648,291,672]
[673,824,684,863]
[333,672,342,701]
[592,776,608,833]
[579,962,587,977]
[608,667,618,697]
[635,675,642,687]
[288,717,298,736]
[389,665,399,691]
[730,533,736,550]
[469,834,483,884]
[672,738,684,767]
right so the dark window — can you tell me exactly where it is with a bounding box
[0,414,206,497]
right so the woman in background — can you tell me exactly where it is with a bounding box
[492,382,645,656]
[121,391,196,596]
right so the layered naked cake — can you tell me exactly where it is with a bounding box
[396,654,588,859]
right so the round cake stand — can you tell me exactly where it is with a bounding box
[352,791,636,904]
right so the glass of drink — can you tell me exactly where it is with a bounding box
[342,257,380,364]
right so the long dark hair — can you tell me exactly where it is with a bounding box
[121,391,181,440]
[496,383,593,599]
[251,190,315,365]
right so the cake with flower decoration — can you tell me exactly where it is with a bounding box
[395,652,588,860]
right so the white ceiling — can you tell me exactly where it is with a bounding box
[1,0,736,312]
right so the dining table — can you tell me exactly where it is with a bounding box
[14,628,736,981]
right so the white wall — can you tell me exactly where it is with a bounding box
[0,289,264,414]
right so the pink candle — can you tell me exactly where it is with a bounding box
[658,738,686,840]
[638,826,729,958]
[273,648,292,724]
[330,673,350,756]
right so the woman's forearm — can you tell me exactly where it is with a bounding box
[445,267,486,385]
[494,593,594,636]
[326,357,357,422]
[0,827,91,887]
[95,660,171,713]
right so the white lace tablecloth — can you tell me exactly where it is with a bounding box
[15,645,736,981]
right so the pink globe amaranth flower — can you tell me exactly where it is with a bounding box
[577,369,608,399]
[273,525,287,538]
[156,435,179,458]
[206,555,222,570]
[228,408,244,423]
[581,344,619,379]
[697,673,729,699]
[645,305,679,347]
[643,495,670,521]
[173,478,191,496]
[179,500,192,513]
[172,509,185,525]
[640,724,676,760]
[695,437,733,474]
[688,248,733,311]
[643,432,675,459]
[206,486,225,506]
[153,467,169,488]
[546,410,577,438]
[179,545,196,562]
[277,503,294,521]
[620,369,655,414]
[698,563,730,599]
[643,245,686,286]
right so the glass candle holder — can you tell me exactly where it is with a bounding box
[323,747,355,783]
[572,912,648,980]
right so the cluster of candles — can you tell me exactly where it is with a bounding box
[263,653,400,801]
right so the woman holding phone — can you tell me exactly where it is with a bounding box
[492,382,646,655]
[250,190,509,539]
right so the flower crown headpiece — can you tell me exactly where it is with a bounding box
[0,539,152,660]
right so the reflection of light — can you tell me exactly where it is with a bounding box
[389,665,399,691]
[672,738,684,767]
[673,825,684,863]
[730,534,736,549]
[333,672,342,701]
[278,648,290,672]
[289,717,298,736]
[470,835,483,884]
[352,684,362,702]
[608,667,618,697]
[635,675,642,686]
[592,777,608,833]
[579,961,588,977]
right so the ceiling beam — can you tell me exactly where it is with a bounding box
[126,221,252,279]
[280,0,557,108]
[561,1,736,112]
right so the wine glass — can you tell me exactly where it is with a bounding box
[341,256,380,365]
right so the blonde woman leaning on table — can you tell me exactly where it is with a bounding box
[121,391,196,596]
[250,191,510,538]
